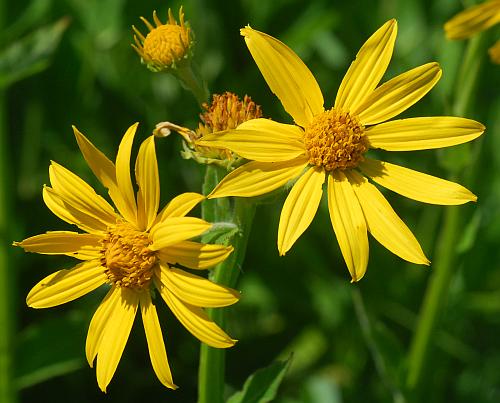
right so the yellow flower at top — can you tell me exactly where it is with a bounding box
[198,20,485,282]
[444,0,500,63]
[132,6,193,71]
[15,124,238,391]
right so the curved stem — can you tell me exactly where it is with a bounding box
[198,165,256,403]
[175,62,209,107]
[406,33,486,392]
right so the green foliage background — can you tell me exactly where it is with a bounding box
[4,0,500,402]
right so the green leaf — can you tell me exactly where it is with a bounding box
[0,17,69,89]
[227,355,292,403]
[15,311,86,389]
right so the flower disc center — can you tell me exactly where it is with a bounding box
[101,221,157,290]
[143,25,189,66]
[303,108,367,171]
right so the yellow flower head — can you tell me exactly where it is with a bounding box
[132,7,193,72]
[155,92,263,169]
[198,20,485,282]
[14,124,238,391]
[444,0,500,64]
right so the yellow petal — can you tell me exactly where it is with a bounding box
[139,292,177,389]
[327,172,369,282]
[73,125,117,191]
[156,264,239,307]
[278,167,325,255]
[444,0,500,40]
[86,286,120,367]
[366,117,485,151]
[74,125,137,225]
[346,170,429,265]
[96,287,138,392]
[15,231,101,254]
[241,26,324,127]
[27,260,107,308]
[209,157,309,198]
[49,162,117,225]
[359,159,477,205]
[197,120,306,162]
[335,19,397,112]
[354,63,442,125]
[150,217,212,251]
[115,123,139,226]
[158,241,233,270]
[42,186,107,233]
[155,193,205,225]
[155,278,236,348]
[135,136,160,231]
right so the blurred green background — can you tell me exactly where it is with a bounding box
[3,0,500,402]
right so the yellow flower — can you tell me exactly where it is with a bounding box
[155,92,263,169]
[14,123,238,391]
[132,6,193,72]
[444,0,500,64]
[197,20,485,282]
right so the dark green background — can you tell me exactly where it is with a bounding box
[4,0,500,402]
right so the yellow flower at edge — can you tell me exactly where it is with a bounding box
[444,0,500,64]
[132,6,193,72]
[197,20,485,282]
[14,123,238,391]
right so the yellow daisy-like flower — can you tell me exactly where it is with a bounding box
[15,123,238,391]
[197,20,485,282]
[132,6,193,72]
[444,0,500,64]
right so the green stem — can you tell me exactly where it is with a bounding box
[198,165,256,403]
[352,288,405,403]
[406,33,485,392]
[175,62,209,107]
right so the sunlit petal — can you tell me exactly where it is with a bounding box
[197,120,306,162]
[354,63,442,125]
[139,292,177,389]
[115,123,139,225]
[278,167,325,255]
[42,186,107,233]
[155,278,236,348]
[209,157,309,198]
[150,217,212,251]
[27,260,107,308]
[346,170,429,265]
[135,136,160,231]
[359,159,477,205]
[158,241,233,270]
[335,19,397,111]
[327,172,369,282]
[86,286,120,367]
[15,231,102,255]
[156,264,239,307]
[49,162,117,225]
[96,288,138,392]
[366,117,485,151]
[241,26,324,127]
[154,193,205,226]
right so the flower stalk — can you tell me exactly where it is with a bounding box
[406,32,487,392]
[198,165,256,403]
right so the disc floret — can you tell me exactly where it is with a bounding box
[304,108,367,171]
[101,221,157,290]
